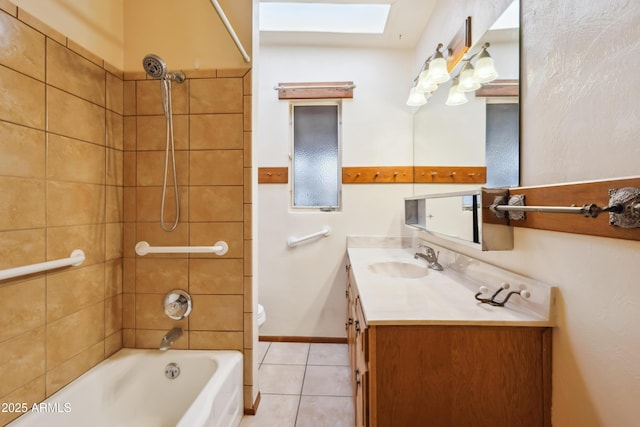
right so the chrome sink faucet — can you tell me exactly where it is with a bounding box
[415,244,444,271]
[159,327,183,350]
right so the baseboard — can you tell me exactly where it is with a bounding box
[259,336,347,344]
[244,391,261,416]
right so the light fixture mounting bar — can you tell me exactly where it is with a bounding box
[446,16,472,72]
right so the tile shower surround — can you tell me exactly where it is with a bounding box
[0,4,255,423]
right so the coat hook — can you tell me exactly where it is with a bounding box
[450,172,457,177]
[356,172,361,177]
[431,171,437,176]
[267,172,272,176]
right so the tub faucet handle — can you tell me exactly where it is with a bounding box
[164,290,192,320]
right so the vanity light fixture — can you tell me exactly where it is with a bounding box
[457,60,482,92]
[415,63,439,93]
[445,76,468,106]
[445,42,499,106]
[453,43,499,93]
[406,43,451,106]
[406,87,428,107]
[424,44,450,84]
[407,17,473,107]
[473,43,499,83]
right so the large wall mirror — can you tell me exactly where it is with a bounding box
[413,0,520,188]
[410,0,520,249]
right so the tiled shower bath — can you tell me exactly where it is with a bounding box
[122,67,255,405]
[0,3,255,423]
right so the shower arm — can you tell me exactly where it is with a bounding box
[208,0,251,63]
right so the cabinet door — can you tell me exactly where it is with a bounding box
[354,298,369,427]
[355,369,369,427]
[373,326,550,427]
[347,300,357,397]
[355,297,368,368]
[346,267,357,397]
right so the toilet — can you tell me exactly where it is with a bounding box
[257,304,266,328]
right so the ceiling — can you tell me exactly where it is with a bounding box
[259,0,439,49]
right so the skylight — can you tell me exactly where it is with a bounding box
[259,2,391,34]
[491,0,520,30]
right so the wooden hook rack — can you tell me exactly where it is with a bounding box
[414,166,486,183]
[258,167,288,183]
[342,167,413,183]
[258,166,487,184]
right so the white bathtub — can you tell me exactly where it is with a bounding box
[8,349,243,427]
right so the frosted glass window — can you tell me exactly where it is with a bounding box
[486,103,520,187]
[292,104,340,208]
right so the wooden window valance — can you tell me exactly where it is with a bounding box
[276,82,355,100]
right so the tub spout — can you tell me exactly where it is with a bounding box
[159,327,183,350]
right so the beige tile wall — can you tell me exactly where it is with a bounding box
[0,5,124,425]
[0,2,255,419]
[122,69,254,410]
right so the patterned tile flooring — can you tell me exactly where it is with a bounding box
[239,342,355,427]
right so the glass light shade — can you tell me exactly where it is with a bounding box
[458,61,481,92]
[406,87,427,107]
[445,77,467,106]
[425,51,450,84]
[416,68,438,93]
[473,49,498,83]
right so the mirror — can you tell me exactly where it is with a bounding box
[405,190,480,243]
[405,189,514,251]
[413,0,520,188]
[408,1,520,249]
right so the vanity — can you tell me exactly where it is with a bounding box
[345,238,555,427]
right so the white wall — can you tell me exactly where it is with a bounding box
[414,1,640,426]
[257,45,414,337]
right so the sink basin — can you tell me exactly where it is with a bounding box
[368,261,428,279]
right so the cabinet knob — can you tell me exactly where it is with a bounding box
[345,318,353,330]
[355,369,361,387]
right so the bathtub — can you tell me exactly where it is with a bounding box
[8,349,243,427]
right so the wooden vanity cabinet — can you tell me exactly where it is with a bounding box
[346,266,370,427]
[346,266,552,427]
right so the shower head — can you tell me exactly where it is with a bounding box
[142,54,186,82]
[142,54,167,79]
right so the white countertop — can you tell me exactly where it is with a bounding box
[347,246,555,327]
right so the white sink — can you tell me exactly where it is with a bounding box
[367,261,428,279]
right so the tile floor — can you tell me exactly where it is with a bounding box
[240,342,355,427]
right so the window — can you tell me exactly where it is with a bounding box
[485,102,520,187]
[291,103,341,209]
